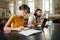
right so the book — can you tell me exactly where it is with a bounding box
[19,29,42,36]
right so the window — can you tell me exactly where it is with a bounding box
[16,0,22,13]
[42,0,52,14]
[42,0,53,18]
[27,0,34,13]
[9,2,14,14]
[50,0,52,14]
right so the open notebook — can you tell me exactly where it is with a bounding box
[19,29,42,36]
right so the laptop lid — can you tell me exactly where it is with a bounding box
[34,18,47,30]
[41,18,47,28]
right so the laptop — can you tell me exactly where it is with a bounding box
[34,18,47,30]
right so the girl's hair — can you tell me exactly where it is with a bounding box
[28,7,30,13]
[34,9,42,17]
[19,4,30,13]
[34,9,42,20]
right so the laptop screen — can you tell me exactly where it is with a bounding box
[34,18,47,30]
[41,18,47,28]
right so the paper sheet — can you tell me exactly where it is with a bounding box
[19,29,42,36]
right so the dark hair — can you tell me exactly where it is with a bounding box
[28,7,30,13]
[19,4,30,13]
[34,9,42,17]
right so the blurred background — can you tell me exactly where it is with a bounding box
[0,0,60,26]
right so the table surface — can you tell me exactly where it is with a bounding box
[0,23,60,40]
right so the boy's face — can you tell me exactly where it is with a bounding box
[19,10,27,16]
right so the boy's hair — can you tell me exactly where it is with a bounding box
[19,4,30,13]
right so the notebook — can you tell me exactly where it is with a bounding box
[19,29,42,36]
[11,27,30,32]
